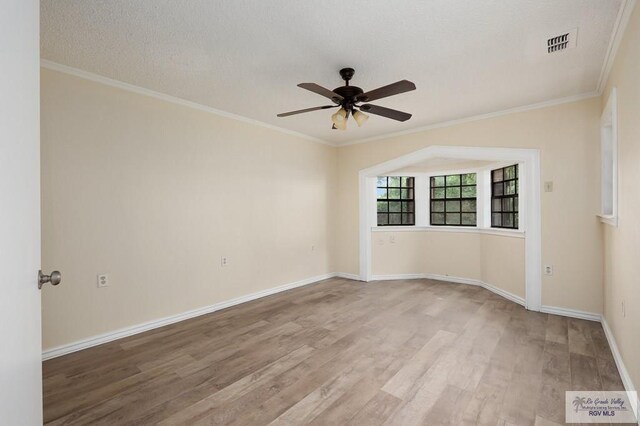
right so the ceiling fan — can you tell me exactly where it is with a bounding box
[277,68,416,130]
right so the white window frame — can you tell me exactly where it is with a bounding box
[373,162,523,231]
[599,87,618,227]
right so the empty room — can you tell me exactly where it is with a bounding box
[2,0,640,424]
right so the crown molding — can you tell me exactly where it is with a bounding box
[339,91,600,147]
[597,0,637,95]
[40,60,336,147]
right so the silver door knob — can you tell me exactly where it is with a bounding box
[38,270,62,289]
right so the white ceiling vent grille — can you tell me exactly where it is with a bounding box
[547,28,577,53]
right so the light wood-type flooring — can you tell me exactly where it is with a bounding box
[43,277,627,425]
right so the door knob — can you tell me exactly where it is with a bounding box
[38,270,62,289]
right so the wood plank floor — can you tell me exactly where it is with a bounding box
[43,277,627,425]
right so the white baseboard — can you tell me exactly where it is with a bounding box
[370,273,525,307]
[42,272,340,360]
[371,273,426,281]
[601,317,637,397]
[334,272,362,281]
[539,305,601,322]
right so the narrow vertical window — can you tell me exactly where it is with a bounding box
[376,176,415,226]
[600,87,618,226]
[430,173,476,226]
[491,164,518,229]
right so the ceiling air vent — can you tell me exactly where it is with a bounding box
[547,28,577,53]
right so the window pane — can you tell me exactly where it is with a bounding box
[431,188,445,199]
[376,176,387,187]
[515,213,519,228]
[502,198,513,212]
[389,201,401,212]
[446,200,460,212]
[504,166,516,180]
[401,176,414,187]
[492,182,504,196]
[388,188,400,199]
[388,176,401,187]
[402,213,415,225]
[432,176,445,187]
[446,187,460,198]
[514,196,519,212]
[377,213,388,226]
[461,185,476,198]
[376,188,387,199]
[492,198,502,212]
[401,189,414,199]
[462,173,476,185]
[446,175,460,186]
[505,180,517,195]
[446,213,461,225]
[402,201,414,213]
[431,201,445,213]
[492,213,502,227]
[377,201,388,212]
[502,213,514,228]
[431,213,445,225]
[461,199,476,212]
[492,169,503,182]
[461,213,476,225]
[389,213,401,225]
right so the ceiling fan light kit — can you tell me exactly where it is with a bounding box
[277,68,416,130]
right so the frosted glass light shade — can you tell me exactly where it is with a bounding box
[331,108,347,124]
[353,110,369,127]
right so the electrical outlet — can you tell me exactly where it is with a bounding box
[544,265,553,275]
[622,301,626,318]
[97,273,109,288]
[544,181,554,192]
[221,256,228,267]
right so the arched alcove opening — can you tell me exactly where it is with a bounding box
[358,146,541,311]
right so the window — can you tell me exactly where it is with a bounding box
[600,87,617,226]
[430,173,477,226]
[376,176,415,226]
[491,164,518,229]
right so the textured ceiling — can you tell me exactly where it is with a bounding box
[41,0,623,145]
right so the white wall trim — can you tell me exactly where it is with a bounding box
[601,317,638,401]
[40,60,334,147]
[539,305,602,322]
[42,272,340,360]
[340,92,599,147]
[596,0,637,95]
[359,146,541,311]
[371,226,525,239]
[334,272,362,281]
[370,273,526,307]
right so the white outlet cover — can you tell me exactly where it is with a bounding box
[97,274,108,287]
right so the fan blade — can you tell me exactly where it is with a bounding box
[357,80,416,102]
[359,104,412,122]
[277,105,336,117]
[298,83,343,103]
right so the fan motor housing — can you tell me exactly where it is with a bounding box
[333,85,364,101]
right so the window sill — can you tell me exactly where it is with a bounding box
[598,214,618,227]
[371,226,525,238]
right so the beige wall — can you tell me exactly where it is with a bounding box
[481,234,526,298]
[40,69,338,350]
[337,97,603,313]
[372,231,525,298]
[601,4,640,391]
